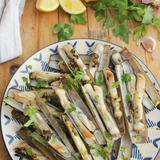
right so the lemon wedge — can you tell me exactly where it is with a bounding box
[36,0,59,12]
[59,0,86,14]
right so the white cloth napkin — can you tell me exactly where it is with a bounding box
[0,0,26,63]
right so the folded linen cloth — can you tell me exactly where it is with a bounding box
[0,0,26,63]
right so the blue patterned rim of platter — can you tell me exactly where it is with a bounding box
[1,38,160,160]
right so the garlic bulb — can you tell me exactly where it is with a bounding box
[142,0,160,6]
[137,37,156,52]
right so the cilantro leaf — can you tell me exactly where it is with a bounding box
[27,148,33,156]
[104,130,111,140]
[54,23,74,41]
[24,117,34,127]
[116,10,129,23]
[125,93,132,103]
[111,81,120,89]
[142,6,155,25]
[107,143,112,152]
[70,13,87,24]
[113,24,131,44]
[121,73,131,85]
[95,10,106,22]
[103,17,115,29]
[36,79,47,88]
[23,106,38,116]
[133,24,147,41]
[92,2,104,11]
[104,113,109,121]
[133,135,141,140]
[153,17,160,28]
[112,0,128,8]
[95,95,99,100]
[27,65,32,70]
[96,74,104,86]
[64,103,76,113]
[29,135,35,143]
[22,76,31,88]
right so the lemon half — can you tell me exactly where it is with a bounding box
[36,0,59,12]
[59,0,86,14]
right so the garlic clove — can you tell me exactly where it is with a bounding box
[142,0,151,4]
[137,36,156,52]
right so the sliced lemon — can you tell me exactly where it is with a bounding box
[59,0,86,14]
[36,0,59,12]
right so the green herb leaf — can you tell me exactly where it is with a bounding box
[95,74,104,86]
[111,81,120,89]
[54,23,74,41]
[112,0,128,8]
[64,103,76,113]
[92,2,104,11]
[95,10,106,22]
[86,80,93,84]
[103,17,115,29]
[125,93,132,103]
[107,143,112,152]
[120,146,129,160]
[104,130,111,140]
[24,117,35,127]
[70,13,87,24]
[116,10,129,23]
[89,145,108,159]
[27,65,32,70]
[22,76,31,88]
[104,112,109,121]
[36,79,47,88]
[52,139,57,144]
[29,134,35,143]
[121,73,131,85]
[113,24,131,44]
[114,97,121,102]
[95,95,99,100]
[142,6,155,25]
[27,148,33,156]
[133,135,141,140]
[133,24,147,41]
[42,98,48,104]
[23,106,38,116]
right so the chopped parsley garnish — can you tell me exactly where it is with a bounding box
[133,135,141,140]
[29,134,35,143]
[121,73,131,85]
[59,83,63,88]
[70,47,76,53]
[24,106,38,116]
[36,73,42,76]
[107,143,112,152]
[89,144,108,159]
[111,81,120,89]
[114,97,121,102]
[104,113,109,121]
[95,74,104,87]
[52,139,57,144]
[36,88,43,94]
[125,93,132,103]
[27,148,33,156]
[22,76,32,88]
[95,95,99,100]
[120,146,129,160]
[24,117,38,128]
[86,80,93,84]
[27,65,32,70]
[104,130,111,140]
[36,79,47,88]
[85,91,88,94]
[64,103,76,113]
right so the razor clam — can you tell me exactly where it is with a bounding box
[7,88,63,114]
[61,77,106,145]
[62,115,92,160]
[111,52,155,110]
[115,64,147,143]
[48,53,91,70]
[103,68,125,136]
[30,80,51,89]
[16,127,58,160]
[30,71,62,82]
[120,48,160,107]
[59,45,95,84]
[84,83,121,140]
[54,87,96,144]
[34,94,75,155]
[116,128,132,160]
[89,43,104,77]
[14,142,49,160]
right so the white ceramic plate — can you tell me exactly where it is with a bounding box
[1,39,160,160]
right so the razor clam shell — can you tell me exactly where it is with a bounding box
[35,94,75,154]
[62,115,92,160]
[98,45,111,71]
[115,64,147,143]
[111,52,123,65]
[117,128,132,160]
[16,127,58,160]
[120,48,160,106]
[122,61,155,110]
[58,46,95,84]
[81,86,114,147]
[30,80,52,88]
[62,80,106,145]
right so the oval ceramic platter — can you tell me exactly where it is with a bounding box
[1,39,160,160]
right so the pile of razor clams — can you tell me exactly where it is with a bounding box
[3,43,160,160]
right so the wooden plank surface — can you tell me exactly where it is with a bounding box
[0,0,160,159]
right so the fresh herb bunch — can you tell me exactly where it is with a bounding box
[54,0,160,44]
